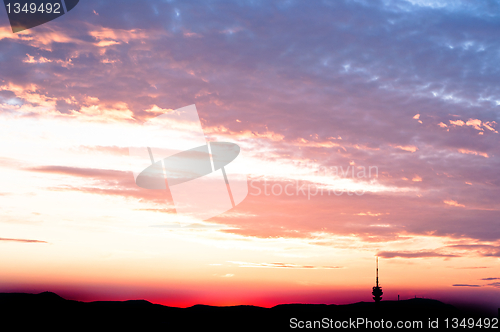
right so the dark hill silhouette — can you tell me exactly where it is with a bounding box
[0,292,496,330]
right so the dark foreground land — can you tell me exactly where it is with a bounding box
[0,292,497,330]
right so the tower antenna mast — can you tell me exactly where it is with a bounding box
[372,256,383,302]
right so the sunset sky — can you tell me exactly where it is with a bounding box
[0,0,499,312]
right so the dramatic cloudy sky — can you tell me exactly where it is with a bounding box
[0,0,499,311]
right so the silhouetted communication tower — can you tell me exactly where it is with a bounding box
[372,257,383,302]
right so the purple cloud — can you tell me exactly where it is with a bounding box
[378,250,458,259]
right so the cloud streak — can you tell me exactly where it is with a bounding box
[378,250,458,259]
[228,261,343,269]
[0,237,47,243]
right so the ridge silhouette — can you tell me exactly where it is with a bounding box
[0,292,495,330]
